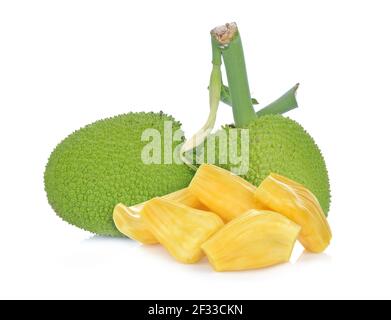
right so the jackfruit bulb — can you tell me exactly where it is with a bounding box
[189,163,264,222]
[113,187,207,243]
[202,210,301,271]
[141,198,224,264]
[255,173,332,252]
[210,115,330,214]
[44,112,194,236]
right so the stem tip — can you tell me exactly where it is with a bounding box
[211,22,238,45]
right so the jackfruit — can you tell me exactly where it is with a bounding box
[163,187,208,210]
[207,115,331,214]
[255,173,332,253]
[141,198,224,264]
[113,188,207,243]
[113,203,158,244]
[202,210,301,271]
[188,163,264,222]
[44,112,194,236]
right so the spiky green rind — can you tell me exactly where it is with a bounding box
[44,112,194,236]
[210,115,330,214]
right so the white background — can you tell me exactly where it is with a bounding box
[1,0,390,300]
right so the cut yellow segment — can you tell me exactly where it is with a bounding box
[163,187,209,210]
[141,198,224,264]
[113,188,207,244]
[189,164,264,222]
[202,210,301,271]
[113,203,158,244]
[255,173,332,253]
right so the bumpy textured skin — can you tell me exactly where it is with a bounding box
[44,112,194,236]
[212,115,331,214]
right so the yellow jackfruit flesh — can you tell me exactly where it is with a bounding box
[141,198,224,264]
[113,188,207,244]
[113,203,158,244]
[189,164,264,222]
[202,210,301,271]
[255,173,332,253]
[163,188,208,210]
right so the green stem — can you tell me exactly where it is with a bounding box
[219,84,259,107]
[180,42,222,169]
[256,83,300,116]
[220,84,298,116]
[211,23,257,128]
[211,35,222,67]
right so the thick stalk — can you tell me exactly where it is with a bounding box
[211,23,257,128]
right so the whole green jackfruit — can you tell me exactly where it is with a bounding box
[210,115,330,214]
[44,112,194,236]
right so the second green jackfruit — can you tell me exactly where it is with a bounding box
[206,115,331,214]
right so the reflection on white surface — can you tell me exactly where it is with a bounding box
[297,251,333,264]
[79,234,333,275]
[82,234,134,244]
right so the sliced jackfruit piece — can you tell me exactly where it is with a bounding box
[113,203,158,244]
[202,210,301,271]
[113,188,207,244]
[189,164,264,222]
[163,187,209,210]
[141,198,224,264]
[254,173,332,253]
